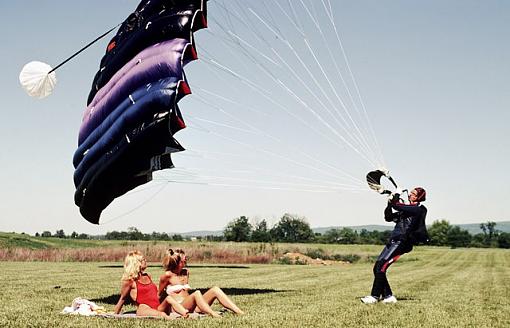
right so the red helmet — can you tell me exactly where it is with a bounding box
[413,187,426,202]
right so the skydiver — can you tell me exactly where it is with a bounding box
[361,187,428,304]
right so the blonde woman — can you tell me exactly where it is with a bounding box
[114,250,189,318]
[158,248,244,316]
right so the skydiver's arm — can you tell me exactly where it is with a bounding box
[384,201,399,222]
[114,280,133,314]
[391,202,423,216]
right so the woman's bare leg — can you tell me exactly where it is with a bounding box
[136,304,174,319]
[181,291,221,318]
[158,295,189,317]
[202,286,244,314]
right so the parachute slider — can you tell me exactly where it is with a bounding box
[366,169,398,194]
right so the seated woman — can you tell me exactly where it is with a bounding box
[114,250,189,318]
[158,248,244,316]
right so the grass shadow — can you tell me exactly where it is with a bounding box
[92,288,286,305]
[98,264,250,269]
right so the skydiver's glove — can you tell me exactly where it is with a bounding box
[388,192,400,204]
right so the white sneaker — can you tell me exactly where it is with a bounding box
[382,295,397,304]
[360,295,379,304]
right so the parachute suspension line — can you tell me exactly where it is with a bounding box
[186,114,260,135]
[247,7,378,168]
[183,117,365,189]
[185,98,364,186]
[183,116,365,186]
[158,167,365,192]
[198,54,378,179]
[272,0,305,37]
[197,56,378,179]
[157,168,362,192]
[48,22,122,74]
[295,0,379,164]
[175,152,363,189]
[201,24,380,169]
[159,178,363,193]
[99,182,169,225]
[192,94,262,135]
[194,86,271,117]
[321,0,386,168]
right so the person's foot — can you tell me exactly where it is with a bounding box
[360,295,379,304]
[382,295,397,304]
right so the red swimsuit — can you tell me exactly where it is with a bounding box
[136,276,160,309]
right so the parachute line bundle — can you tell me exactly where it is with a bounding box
[73,0,208,224]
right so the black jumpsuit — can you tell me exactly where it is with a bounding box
[370,198,427,298]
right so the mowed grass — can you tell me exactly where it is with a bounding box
[0,246,509,328]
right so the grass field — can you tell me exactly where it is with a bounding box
[0,246,509,327]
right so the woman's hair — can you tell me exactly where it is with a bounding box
[414,187,426,202]
[162,248,186,273]
[121,250,144,281]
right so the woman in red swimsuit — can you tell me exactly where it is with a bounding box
[114,250,189,318]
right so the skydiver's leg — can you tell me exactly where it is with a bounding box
[371,241,402,298]
[202,286,244,314]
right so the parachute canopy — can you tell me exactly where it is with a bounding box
[74,0,207,224]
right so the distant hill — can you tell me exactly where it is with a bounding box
[179,221,510,237]
[312,221,510,235]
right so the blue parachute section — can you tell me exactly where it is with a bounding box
[74,0,207,224]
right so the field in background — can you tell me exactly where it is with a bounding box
[0,246,509,327]
[0,232,379,263]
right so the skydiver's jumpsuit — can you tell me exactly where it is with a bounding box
[370,197,427,298]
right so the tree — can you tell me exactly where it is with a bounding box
[338,228,358,244]
[41,231,52,237]
[71,231,78,239]
[497,232,510,249]
[127,227,144,240]
[224,216,252,242]
[428,220,451,246]
[323,228,342,243]
[480,221,498,246]
[446,226,471,248]
[77,233,89,240]
[251,219,271,242]
[270,214,314,243]
[35,232,40,237]
[55,229,66,238]
[172,234,184,241]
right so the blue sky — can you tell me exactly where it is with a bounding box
[0,0,508,235]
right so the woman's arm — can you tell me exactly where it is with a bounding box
[158,272,171,297]
[114,280,133,314]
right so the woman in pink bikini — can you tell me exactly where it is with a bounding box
[113,250,189,318]
[158,248,244,316]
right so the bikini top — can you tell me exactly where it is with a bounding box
[166,284,191,294]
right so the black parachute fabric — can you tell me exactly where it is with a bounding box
[74,0,207,224]
[87,0,207,105]
[366,169,397,194]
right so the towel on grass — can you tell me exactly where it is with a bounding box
[61,297,106,316]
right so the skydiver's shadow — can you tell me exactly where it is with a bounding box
[92,288,286,305]
[356,295,417,302]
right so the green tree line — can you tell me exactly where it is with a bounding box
[35,216,510,248]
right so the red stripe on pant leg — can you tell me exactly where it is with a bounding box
[381,255,401,273]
